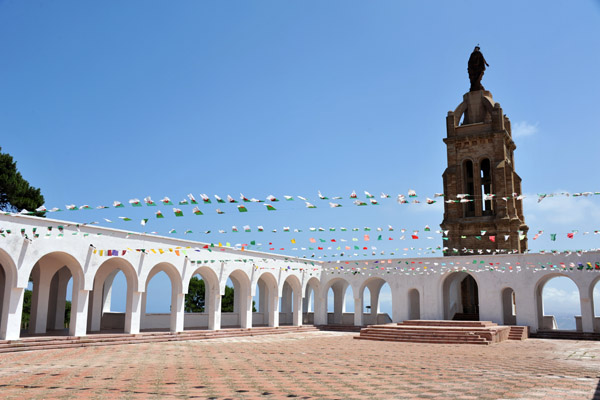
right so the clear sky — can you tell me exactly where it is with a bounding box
[2,1,600,318]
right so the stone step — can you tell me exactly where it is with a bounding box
[356,321,513,345]
[365,326,505,334]
[507,326,529,340]
[399,320,497,328]
[0,325,319,354]
[359,332,489,341]
[316,325,363,332]
[355,335,490,345]
[360,329,490,338]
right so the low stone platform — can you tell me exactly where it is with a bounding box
[316,324,363,332]
[355,320,526,345]
[0,325,318,354]
[531,330,600,341]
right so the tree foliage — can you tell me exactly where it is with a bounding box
[185,276,256,313]
[0,147,45,215]
[21,289,71,329]
[185,276,206,312]
[221,285,235,312]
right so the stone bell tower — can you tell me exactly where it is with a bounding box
[440,47,528,255]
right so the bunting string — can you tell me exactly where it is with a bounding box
[9,189,600,216]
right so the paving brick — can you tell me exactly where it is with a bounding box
[0,332,599,399]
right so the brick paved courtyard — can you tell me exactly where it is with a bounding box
[0,331,599,399]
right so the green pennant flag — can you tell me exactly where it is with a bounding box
[550,233,556,241]
[238,205,248,212]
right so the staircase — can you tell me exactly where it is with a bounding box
[355,320,517,345]
[507,325,529,340]
[0,325,319,354]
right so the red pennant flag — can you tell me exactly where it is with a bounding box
[411,235,419,239]
[489,236,496,242]
[567,233,574,239]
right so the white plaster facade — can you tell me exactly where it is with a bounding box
[1,213,599,340]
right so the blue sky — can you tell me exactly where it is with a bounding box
[2,1,600,317]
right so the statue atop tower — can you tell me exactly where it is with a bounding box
[467,46,489,92]
[440,48,528,256]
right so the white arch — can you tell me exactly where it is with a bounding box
[357,277,389,326]
[500,286,516,325]
[281,274,303,326]
[408,288,421,320]
[222,269,252,329]
[142,262,184,333]
[303,276,320,325]
[88,257,139,334]
[254,271,279,327]
[26,251,88,337]
[535,273,580,331]
[321,277,352,325]
[0,248,20,340]
[183,266,222,330]
[441,271,480,320]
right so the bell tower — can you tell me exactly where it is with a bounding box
[441,48,528,255]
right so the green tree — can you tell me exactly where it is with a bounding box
[64,300,71,327]
[220,286,257,312]
[20,289,71,329]
[21,289,32,329]
[221,285,235,312]
[185,276,206,312]
[0,147,45,215]
[185,279,257,313]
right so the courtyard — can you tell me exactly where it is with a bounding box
[0,331,599,399]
